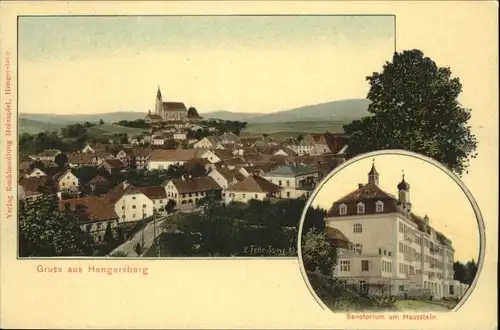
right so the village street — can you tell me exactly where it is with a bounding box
[109,214,172,257]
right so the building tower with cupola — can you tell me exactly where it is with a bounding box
[368,159,379,186]
[397,171,412,213]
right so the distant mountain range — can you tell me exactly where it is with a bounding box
[19,98,370,134]
[203,99,371,123]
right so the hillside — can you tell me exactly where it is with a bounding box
[200,110,263,121]
[19,111,146,125]
[19,118,67,135]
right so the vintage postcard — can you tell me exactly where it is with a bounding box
[0,1,497,329]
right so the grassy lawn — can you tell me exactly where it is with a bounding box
[241,120,349,137]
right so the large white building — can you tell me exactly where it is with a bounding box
[263,163,320,199]
[324,163,469,300]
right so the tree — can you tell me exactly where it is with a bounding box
[165,199,176,213]
[465,259,478,285]
[103,222,114,245]
[453,261,468,283]
[301,228,338,277]
[19,194,96,256]
[54,153,68,169]
[187,107,200,118]
[343,49,478,175]
[99,119,104,125]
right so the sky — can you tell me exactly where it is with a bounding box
[18,15,395,115]
[311,154,481,263]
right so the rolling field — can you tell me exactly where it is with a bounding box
[87,124,148,137]
[241,120,349,137]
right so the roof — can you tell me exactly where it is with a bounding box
[19,161,32,171]
[264,163,318,177]
[38,149,61,157]
[19,176,49,195]
[138,186,167,200]
[215,168,246,183]
[226,175,281,193]
[59,197,118,222]
[325,227,352,247]
[103,159,125,169]
[52,169,75,183]
[68,152,94,164]
[184,157,211,169]
[146,114,163,120]
[150,149,208,162]
[219,132,241,143]
[168,176,222,193]
[89,175,110,185]
[162,102,187,112]
[132,148,151,157]
[103,182,144,205]
[213,149,234,161]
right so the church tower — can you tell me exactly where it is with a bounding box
[368,159,379,186]
[155,86,163,118]
[397,171,412,213]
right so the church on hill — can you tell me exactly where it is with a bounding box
[145,87,188,123]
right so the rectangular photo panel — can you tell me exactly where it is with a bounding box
[17,14,395,259]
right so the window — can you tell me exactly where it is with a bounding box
[242,194,246,198]
[359,280,368,293]
[375,201,384,212]
[122,206,125,210]
[286,180,290,187]
[339,204,347,215]
[153,200,156,204]
[133,214,136,218]
[398,285,405,291]
[255,194,258,199]
[62,183,66,187]
[73,182,76,185]
[361,260,369,271]
[356,202,365,214]
[340,260,350,272]
[286,192,291,198]
[351,244,362,255]
[132,205,136,209]
[378,248,382,255]
[399,222,404,233]
[383,249,387,256]
[449,285,454,295]
[388,251,391,256]
[278,180,282,186]
[353,223,362,233]
[160,200,163,204]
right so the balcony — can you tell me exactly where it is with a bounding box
[404,234,414,243]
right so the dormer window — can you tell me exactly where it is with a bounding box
[376,200,384,213]
[357,202,365,214]
[339,204,347,215]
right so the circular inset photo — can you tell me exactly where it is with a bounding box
[298,150,484,313]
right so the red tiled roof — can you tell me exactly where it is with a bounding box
[59,197,118,222]
[19,176,49,195]
[103,182,143,205]
[216,168,246,183]
[214,149,234,161]
[138,186,167,200]
[226,175,280,193]
[169,176,222,193]
[162,102,187,111]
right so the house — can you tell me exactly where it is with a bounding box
[52,169,79,193]
[59,197,119,242]
[148,149,220,171]
[103,181,154,223]
[151,134,166,146]
[68,153,95,168]
[208,167,247,190]
[312,133,349,155]
[295,135,316,156]
[26,168,47,178]
[163,176,223,207]
[19,177,50,201]
[263,163,320,199]
[273,147,298,157]
[324,162,462,299]
[132,148,151,171]
[144,110,163,124]
[224,174,281,204]
[115,148,134,167]
[138,186,168,211]
[88,175,111,196]
[193,136,221,149]
[184,158,216,173]
[213,149,236,162]
[100,159,126,175]
[253,135,278,148]
[218,132,241,145]
[173,131,188,141]
[81,143,107,154]
[92,151,114,167]
[29,149,61,162]
[19,160,32,172]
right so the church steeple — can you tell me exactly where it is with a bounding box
[155,86,163,116]
[156,86,162,100]
[368,159,379,186]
